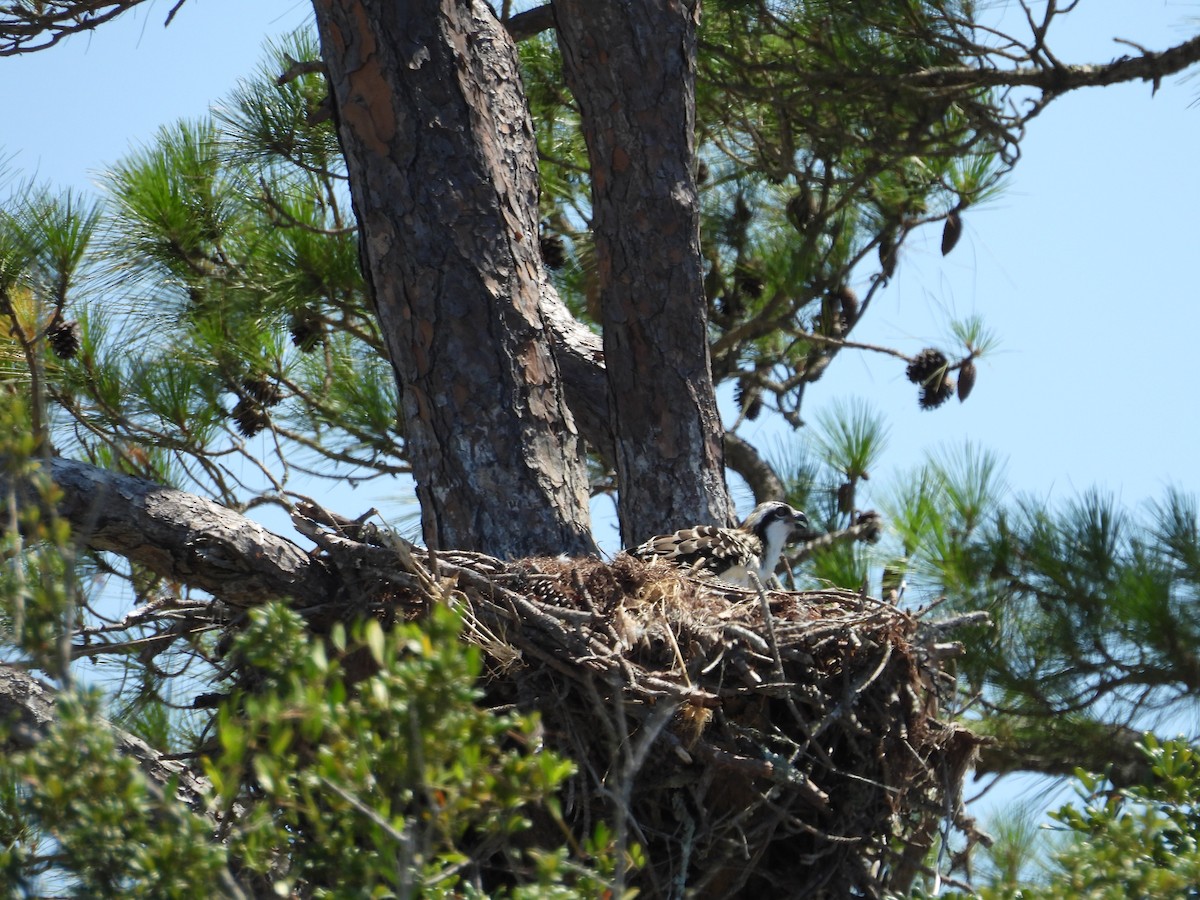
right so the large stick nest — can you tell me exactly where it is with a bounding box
[291,514,988,899]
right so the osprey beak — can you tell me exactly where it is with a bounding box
[792,510,815,540]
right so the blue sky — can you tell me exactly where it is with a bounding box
[809,1,1200,509]
[4,0,1199,859]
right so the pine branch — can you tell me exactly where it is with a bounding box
[504,3,554,42]
[1,2,152,56]
[0,664,251,896]
[795,32,1200,97]
[540,288,613,459]
[0,456,337,607]
[724,432,787,503]
[974,717,1154,787]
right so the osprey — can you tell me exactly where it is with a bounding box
[630,501,811,587]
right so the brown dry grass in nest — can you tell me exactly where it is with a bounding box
[293,522,988,898]
[509,559,981,897]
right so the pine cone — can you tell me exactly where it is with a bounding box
[878,233,898,279]
[837,480,855,514]
[539,233,566,270]
[737,269,765,299]
[786,187,818,232]
[243,376,282,407]
[919,374,955,410]
[941,210,963,256]
[957,359,977,402]
[231,399,269,438]
[855,510,883,543]
[834,284,859,324]
[47,319,81,360]
[905,348,947,385]
[734,377,764,420]
[733,195,753,225]
[289,307,322,352]
[719,293,745,320]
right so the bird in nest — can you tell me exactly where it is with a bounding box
[629,500,813,588]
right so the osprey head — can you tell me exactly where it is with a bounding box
[741,501,811,582]
[741,501,810,542]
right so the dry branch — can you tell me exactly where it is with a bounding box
[0,457,337,607]
[1,1,154,56]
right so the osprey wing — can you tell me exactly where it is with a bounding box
[632,525,763,583]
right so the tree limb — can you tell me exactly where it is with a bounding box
[792,32,1200,96]
[1,457,337,607]
[1,2,151,56]
[503,3,554,42]
[973,718,1154,788]
[724,432,787,503]
[540,286,613,459]
[0,664,221,819]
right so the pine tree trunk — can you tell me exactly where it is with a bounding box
[555,0,734,545]
[312,0,594,558]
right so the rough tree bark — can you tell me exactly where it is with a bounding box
[555,0,734,545]
[6,457,336,607]
[311,0,594,559]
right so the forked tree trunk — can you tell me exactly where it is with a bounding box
[555,0,734,545]
[312,0,594,558]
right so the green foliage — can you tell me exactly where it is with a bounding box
[805,539,869,591]
[959,487,1200,714]
[216,602,624,896]
[105,118,237,282]
[3,4,1195,897]
[0,393,78,680]
[0,597,622,895]
[218,33,344,175]
[0,357,612,893]
[874,432,1200,729]
[949,313,1000,358]
[968,737,1200,899]
[0,691,231,898]
[876,445,1200,891]
[975,800,1045,891]
[813,398,890,484]
[2,8,1011,514]
[517,0,1008,419]
[786,399,883,588]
